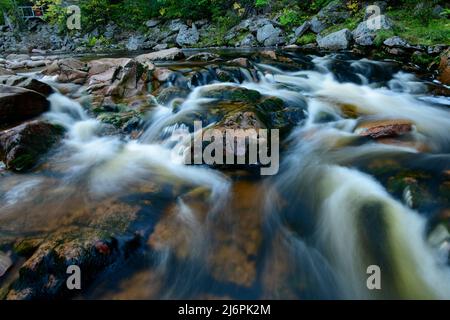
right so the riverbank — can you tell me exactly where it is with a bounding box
[1,1,448,67]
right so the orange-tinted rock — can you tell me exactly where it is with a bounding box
[355,119,413,139]
[438,49,450,85]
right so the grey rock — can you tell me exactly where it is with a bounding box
[176,24,200,46]
[311,0,351,33]
[383,36,409,48]
[317,29,353,50]
[145,19,161,28]
[256,23,281,44]
[153,43,168,51]
[294,21,311,37]
[236,34,257,47]
[352,15,393,46]
[167,19,186,33]
[126,36,144,51]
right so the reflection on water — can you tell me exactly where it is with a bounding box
[1,51,450,299]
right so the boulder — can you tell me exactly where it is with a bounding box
[317,29,353,50]
[135,48,185,63]
[0,85,49,127]
[42,58,88,84]
[355,119,413,139]
[86,58,152,108]
[294,21,311,38]
[256,23,282,46]
[0,120,64,171]
[352,15,393,46]
[6,198,143,300]
[438,49,450,85]
[310,0,351,33]
[0,76,53,96]
[176,24,200,46]
[383,36,409,48]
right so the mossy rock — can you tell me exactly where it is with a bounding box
[199,85,261,103]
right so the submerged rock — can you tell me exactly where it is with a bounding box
[6,199,143,300]
[0,85,49,127]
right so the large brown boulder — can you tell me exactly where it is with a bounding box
[438,49,450,85]
[0,120,64,171]
[0,76,53,96]
[0,85,49,128]
[85,58,152,108]
[42,58,88,84]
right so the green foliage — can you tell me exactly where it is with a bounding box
[278,7,302,29]
[310,0,333,12]
[255,0,269,8]
[387,8,450,45]
[296,32,316,45]
[85,35,111,48]
[157,0,212,20]
[33,0,67,31]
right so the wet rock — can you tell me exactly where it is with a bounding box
[199,85,261,102]
[438,49,450,85]
[0,251,12,278]
[186,52,220,62]
[156,86,190,105]
[0,76,53,96]
[6,199,143,300]
[317,29,353,51]
[42,58,88,84]
[176,24,200,46]
[135,48,185,63]
[355,119,413,139]
[0,120,64,171]
[0,85,49,127]
[0,67,13,76]
[228,58,250,68]
[86,58,152,108]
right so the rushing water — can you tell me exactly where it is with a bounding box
[1,51,450,299]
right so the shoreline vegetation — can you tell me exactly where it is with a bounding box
[0,1,449,62]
